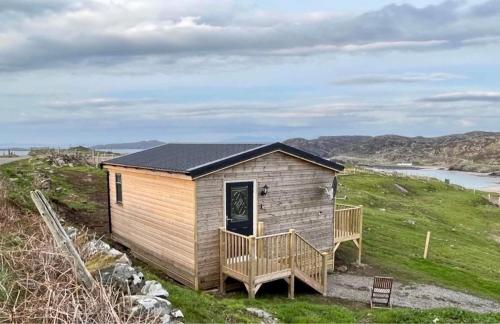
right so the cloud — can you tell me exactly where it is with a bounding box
[1,0,500,73]
[418,91,500,102]
[44,98,159,109]
[0,0,70,15]
[14,94,500,128]
[3,92,500,145]
[334,73,463,85]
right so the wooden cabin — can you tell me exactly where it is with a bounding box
[101,142,363,298]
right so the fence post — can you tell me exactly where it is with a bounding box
[288,229,296,299]
[248,235,257,299]
[423,231,431,259]
[321,252,328,296]
[219,228,226,295]
[358,205,363,265]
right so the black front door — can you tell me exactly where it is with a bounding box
[225,181,254,236]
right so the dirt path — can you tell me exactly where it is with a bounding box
[0,156,29,166]
[327,274,500,313]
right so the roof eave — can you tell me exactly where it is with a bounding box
[189,142,344,179]
[101,162,191,176]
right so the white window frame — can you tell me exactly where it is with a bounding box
[223,179,258,236]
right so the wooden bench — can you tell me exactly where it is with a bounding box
[370,276,393,308]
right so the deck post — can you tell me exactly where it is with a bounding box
[288,229,296,299]
[257,221,264,260]
[219,228,226,295]
[332,198,336,272]
[248,235,257,299]
[357,206,363,265]
[321,252,328,296]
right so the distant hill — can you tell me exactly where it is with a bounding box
[92,140,165,150]
[285,131,500,173]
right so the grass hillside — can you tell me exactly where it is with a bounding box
[0,157,108,233]
[1,158,499,322]
[338,172,500,301]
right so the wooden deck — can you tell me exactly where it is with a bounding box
[219,229,328,299]
[219,203,363,299]
[333,204,363,269]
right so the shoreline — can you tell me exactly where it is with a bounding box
[360,163,500,177]
[363,165,500,194]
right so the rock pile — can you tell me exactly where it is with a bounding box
[33,172,51,190]
[80,238,184,323]
[46,153,89,167]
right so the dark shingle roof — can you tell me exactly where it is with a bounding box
[102,142,344,177]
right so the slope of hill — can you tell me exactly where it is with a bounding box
[2,159,500,322]
[285,131,500,172]
[92,140,165,150]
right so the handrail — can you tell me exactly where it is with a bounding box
[220,228,328,297]
[257,232,290,239]
[335,203,361,210]
[294,234,328,294]
[295,232,322,254]
[220,228,250,239]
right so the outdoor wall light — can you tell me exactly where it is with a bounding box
[261,185,269,196]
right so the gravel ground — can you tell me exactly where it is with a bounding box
[327,274,500,313]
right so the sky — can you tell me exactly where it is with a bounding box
[1,0,500,146]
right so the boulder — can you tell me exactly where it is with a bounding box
[123,295,172,317]
[162,309,184,324]
[98,263,143,292]
[142,280,169,299]
[171,309,184,319]
[83,239,111,257]
[246,307,277,324]
[337,265,348,273]
[404,219,416,226]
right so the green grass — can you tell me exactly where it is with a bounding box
[337,172,500,301]
[2,158,500,322]
[0,157,106,214]
[143,264,500,323]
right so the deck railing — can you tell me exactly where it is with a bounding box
[334,204,363,243]
[220,230,251,278]
[256,232,292,276]
[295,233,328,293]
[219,228,328,298]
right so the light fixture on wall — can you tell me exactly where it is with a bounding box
[260,185,269,196]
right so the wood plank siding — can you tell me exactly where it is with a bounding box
[195,151,336,289]
[104,166,197,288]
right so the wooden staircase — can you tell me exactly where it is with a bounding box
[219,228,328,299]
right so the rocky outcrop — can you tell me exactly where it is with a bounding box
[285,131,500,172]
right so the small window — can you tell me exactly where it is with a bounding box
[115,174,123,204]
